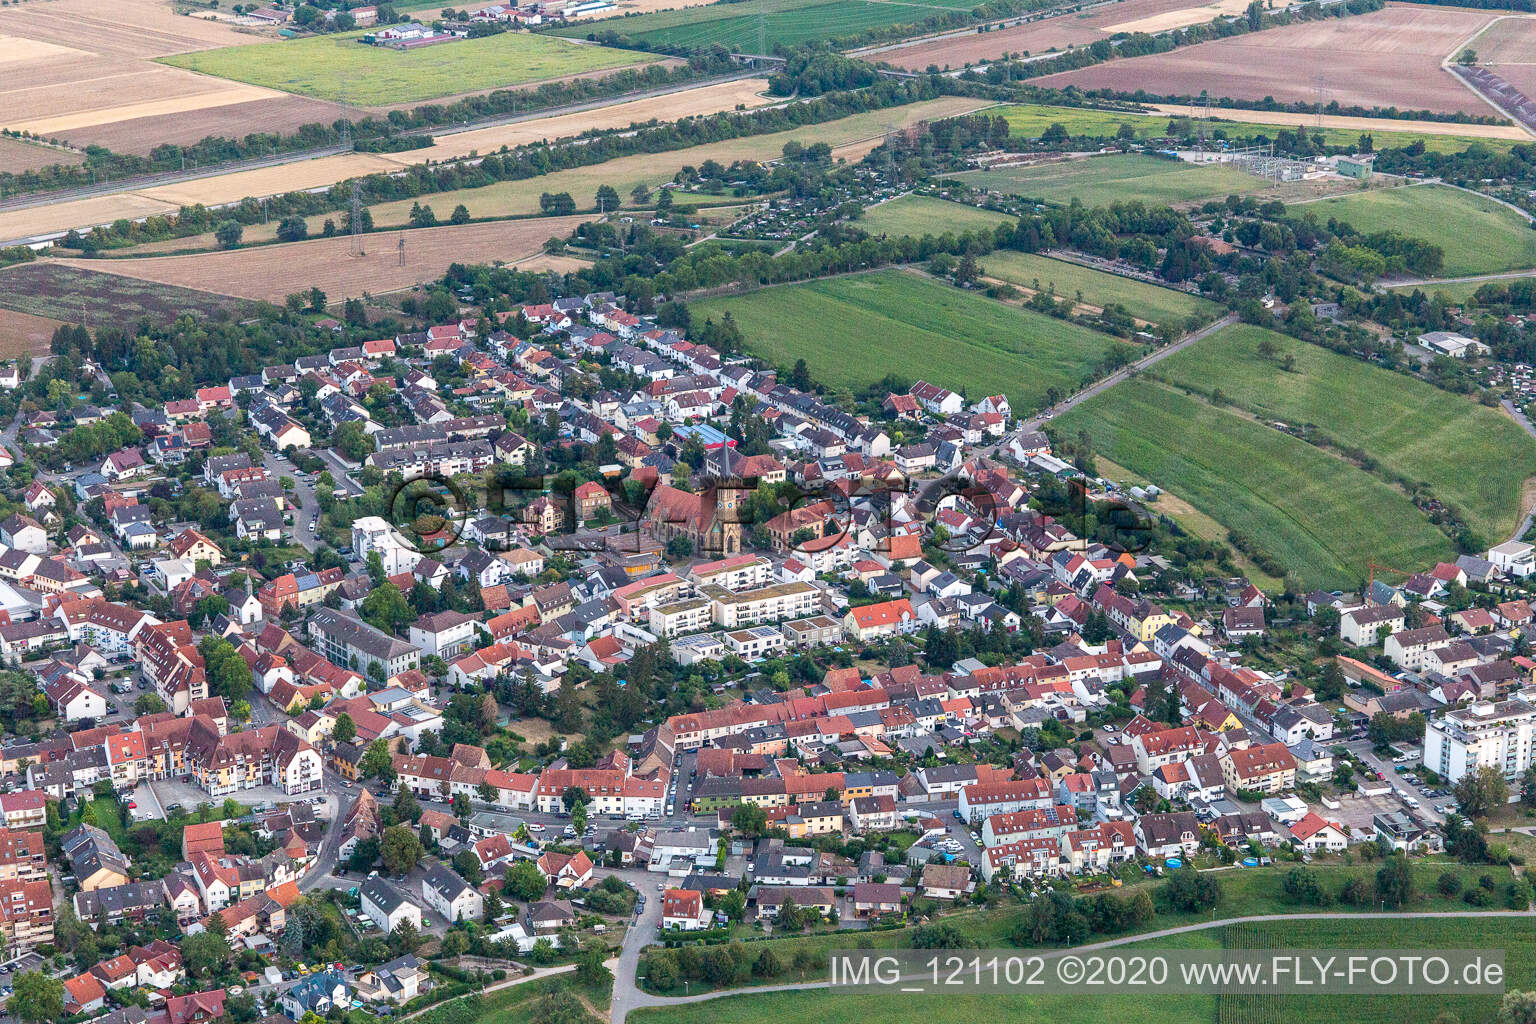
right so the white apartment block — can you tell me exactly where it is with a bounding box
[689,554,773,592]
[704,581,820,628]
[1425,699,1536,783]
[351,516,423,576]
[649,597,713,639]
[724,625,786,660]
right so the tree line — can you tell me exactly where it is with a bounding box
[0,53,739,201]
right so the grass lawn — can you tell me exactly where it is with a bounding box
[160,31,658,105]
[994,102,1519,154]
[83,798,127,841]
[954,153,1267,208]
[1151,324,1536,544]
[1053,378,1454,588]
[983,250,1219,326]
[549,0,974,50]
[692,267,1134,414]
[1301,184,1536,277]
[859,195,1014,238]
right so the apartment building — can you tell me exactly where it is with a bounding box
[1425,699,1536,782]
[704,581,820,628]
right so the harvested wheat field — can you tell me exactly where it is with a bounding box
[1146,102,1530,139]
[58,96,351,156]
[0,137,80,175]
[1033,4,1499,116]
[134,152,405,208]
[0,0,257,59]
[0,307,64,359]
[0,0,340,159]
[0,193,186,245]
[390,77,774,163]
[1464,14,1536,64]
[876,0,1236,70]
[53,216,590,302]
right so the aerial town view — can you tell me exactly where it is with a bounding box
[9,0,1536,1020]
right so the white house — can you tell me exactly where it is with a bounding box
[421,862,483,923]
[360,877,423,934]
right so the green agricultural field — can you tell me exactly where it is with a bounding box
[1302,184,1536,277]
[550,0,973,50]
[955,153,1266,208]
[1053,378,1453,587]
[636,915,1536,1024]
[994,102,1519,154]
[859,195,1013,238]
[1152,324,1536,543]
[983,250,1220,326]
[692,268,1134,414]
[160,30,658,105]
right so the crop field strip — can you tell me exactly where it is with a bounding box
[0,0,352,162]
[0,262,253,326]
[981,250,1220,325]
[1031,3,1501,117]
[875,0,1248,70]
[1153,323,1536,543]
[550,0,980,50]
[159,29,663,106]
[43,215,592,304]
[1053,376,1453,588]
[692,267,1137,416]
[992,102,1527,151]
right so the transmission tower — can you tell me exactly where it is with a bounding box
[398,234,406,266]
[1313,74,1329,132]
[350,181,365,257]
[757,0,765,58]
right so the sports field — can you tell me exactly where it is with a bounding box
[1300,184,1536,277]
[983,250,1219,325]
[551,0,976,50]
[859,195,1014,238]
[955,153,1267,208]
[1154,324,1536,542]
[692,268,1134,414]
[1053,377,1453,587]
[994,102,1524,153]
[160,30,659,105]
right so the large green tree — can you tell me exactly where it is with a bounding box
[9,972,62,1024]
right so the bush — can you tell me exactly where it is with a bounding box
[1437,872,1462,897]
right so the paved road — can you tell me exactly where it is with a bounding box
[1017,313,1238,432]
[608,909,1534,1022]
[263,450,317,552]
[311,447,364,498]
[297,767,359,893]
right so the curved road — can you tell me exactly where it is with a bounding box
[609,908,1534,1022]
